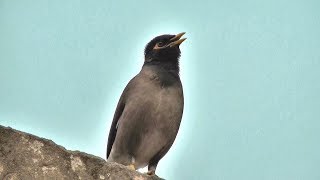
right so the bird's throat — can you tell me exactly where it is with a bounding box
[142,59,181,88]
[143,58,180,75]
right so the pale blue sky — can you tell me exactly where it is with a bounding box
[1,0,320,179]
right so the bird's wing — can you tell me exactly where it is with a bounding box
[106,74,140,159]
[106,88,126,159]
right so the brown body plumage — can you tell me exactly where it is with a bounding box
[107,33,186,175]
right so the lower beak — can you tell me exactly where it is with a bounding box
[169,32,187,47]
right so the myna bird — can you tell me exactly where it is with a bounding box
[107,32,186,175]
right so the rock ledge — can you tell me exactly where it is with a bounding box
[0,125,162,180]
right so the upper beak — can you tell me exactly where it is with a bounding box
[169,32,187,47]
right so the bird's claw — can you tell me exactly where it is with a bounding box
[146,170,155,176]
[126,164,136,171]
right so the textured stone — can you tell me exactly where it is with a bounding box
[0,125,162,180]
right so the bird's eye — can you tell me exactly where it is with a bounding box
[158,42,164,47]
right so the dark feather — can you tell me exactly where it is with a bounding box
[106,93,125,158]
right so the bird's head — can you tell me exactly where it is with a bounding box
[144,32,186,63]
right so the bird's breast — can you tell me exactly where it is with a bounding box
[127,71,184,126]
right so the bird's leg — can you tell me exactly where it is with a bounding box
[147,162,158,176]
[126,156,136,171]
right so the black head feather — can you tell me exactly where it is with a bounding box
[143,34,184,72]
[144,34,181,62]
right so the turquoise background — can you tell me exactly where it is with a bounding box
[1,0,320,179]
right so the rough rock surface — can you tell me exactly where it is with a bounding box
[0,125,162,180]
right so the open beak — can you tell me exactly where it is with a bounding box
[169,32,187,47]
